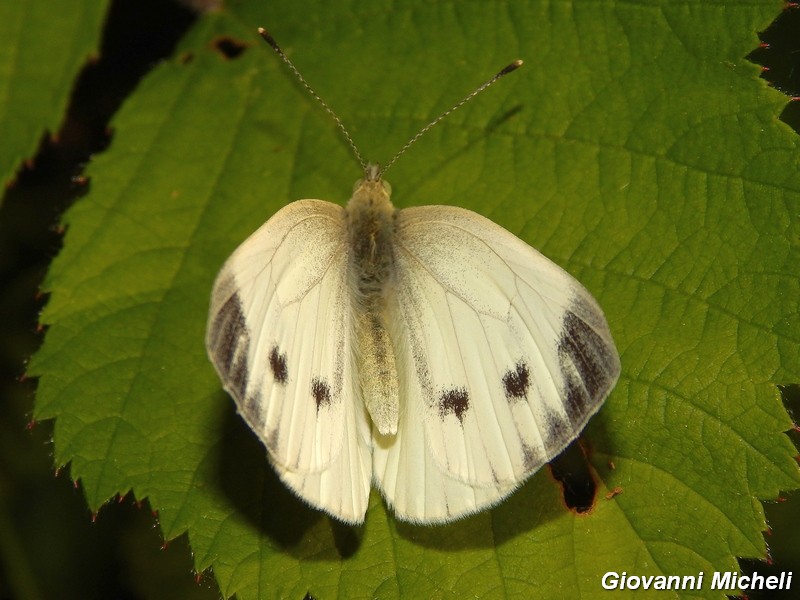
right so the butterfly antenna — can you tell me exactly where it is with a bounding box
[260,27,522,181]
[379,58,523,179]
[258,28,370,176]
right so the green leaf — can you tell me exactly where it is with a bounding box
[30,1,800,598]
[0,0,109,187]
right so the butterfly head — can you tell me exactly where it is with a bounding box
[352,163,393,202]
[365,163,382,182]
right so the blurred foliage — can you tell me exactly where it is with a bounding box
[1,1,219,598]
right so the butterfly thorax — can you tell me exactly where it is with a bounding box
[345,178,400,436]
[346,178,395,296]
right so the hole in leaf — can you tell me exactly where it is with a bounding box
[549,440,597,513]
[212,35,248,60]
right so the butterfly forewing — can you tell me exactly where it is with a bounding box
[206,200,353,474]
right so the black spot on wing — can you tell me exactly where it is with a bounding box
[269,346,288,384]
[557,311,616,423]
[561,372,589,424]
[503,361,530,401]
[209,291,250,400]
[438,388,470,424]
[311,377,331,412]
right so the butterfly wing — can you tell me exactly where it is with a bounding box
[374,205,619,522]
[206,199,372,523]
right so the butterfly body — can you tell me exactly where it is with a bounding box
[207,172,620,524]
[346,173,400,436]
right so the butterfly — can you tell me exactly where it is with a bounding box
[206,28,620,525]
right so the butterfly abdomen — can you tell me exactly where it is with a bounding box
[346,179,400,436]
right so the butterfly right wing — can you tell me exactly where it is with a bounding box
[374,204,619,523]
[206,199,372,523]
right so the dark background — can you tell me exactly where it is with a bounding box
[0,1,798,598]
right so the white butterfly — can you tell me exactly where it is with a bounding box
[206,29,620,524]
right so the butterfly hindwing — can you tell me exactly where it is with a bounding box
[207,200,357,477]
[385,205,619,503]
[372,321,520,523]
[272,396,372,524]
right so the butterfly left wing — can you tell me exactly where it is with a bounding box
[207,199,372,523]
[374,204,619,522]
